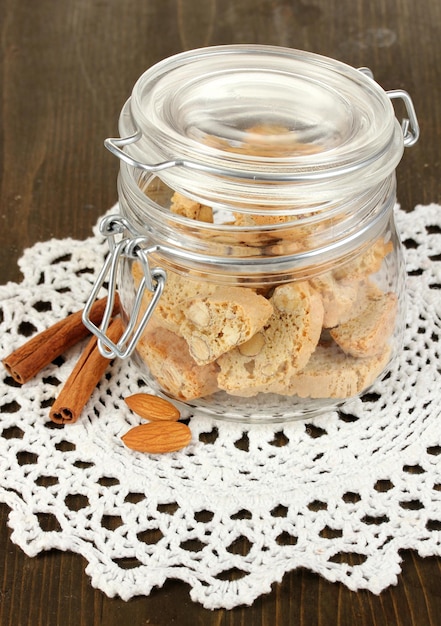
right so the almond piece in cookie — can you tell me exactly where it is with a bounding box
[179,286,274,365]
[329,290,397,358]
[217,281,324,397]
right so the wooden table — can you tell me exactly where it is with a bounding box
[1,0,440,624]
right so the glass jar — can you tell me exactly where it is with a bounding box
[83,45,419,423]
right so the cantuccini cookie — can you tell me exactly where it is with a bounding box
[216,281,324,396]
[329,290,397,358]
[309,273,361,328]
[279,342,391,399]
[179,286,274,365]
[136,324,219,401]
[332,237,393,281]
[132,261,218,333]
[170,191,214,223]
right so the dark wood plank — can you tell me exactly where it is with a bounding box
[1,0,440,624]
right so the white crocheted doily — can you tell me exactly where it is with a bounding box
[0,204,440,610]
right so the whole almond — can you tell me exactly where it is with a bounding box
[124,393,180,421]
[238,332,265,357]
[121,422,191,454]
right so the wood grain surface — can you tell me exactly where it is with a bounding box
[1,0,441,624]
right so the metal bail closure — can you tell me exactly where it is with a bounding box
[82,217,166,359]
[104,132,181,174]
[358,68,419,148]
[387,89,420,147]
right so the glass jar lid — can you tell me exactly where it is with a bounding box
[110,45,416,206]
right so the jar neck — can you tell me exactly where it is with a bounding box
[117,164,397,284]
[120,98,404,209]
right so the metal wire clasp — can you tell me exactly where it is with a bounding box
[358,68,419,147]
[386,89,420,147]
[82,215,166,359]
[104,132,182,174]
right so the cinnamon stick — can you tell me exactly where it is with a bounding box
[2,295,119,384]
[50,317,123,424]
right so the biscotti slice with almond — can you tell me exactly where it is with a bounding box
[136,325,219,401]
[281,341,391,399]
[132,261,218,333]
[179,286,274,365]
[329,290,397,358]
[332,237,393,281]
[216,281,324,397]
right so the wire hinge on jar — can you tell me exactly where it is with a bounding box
[386,89,419,147]
[82,215,167,359]
[358,67,419,147]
